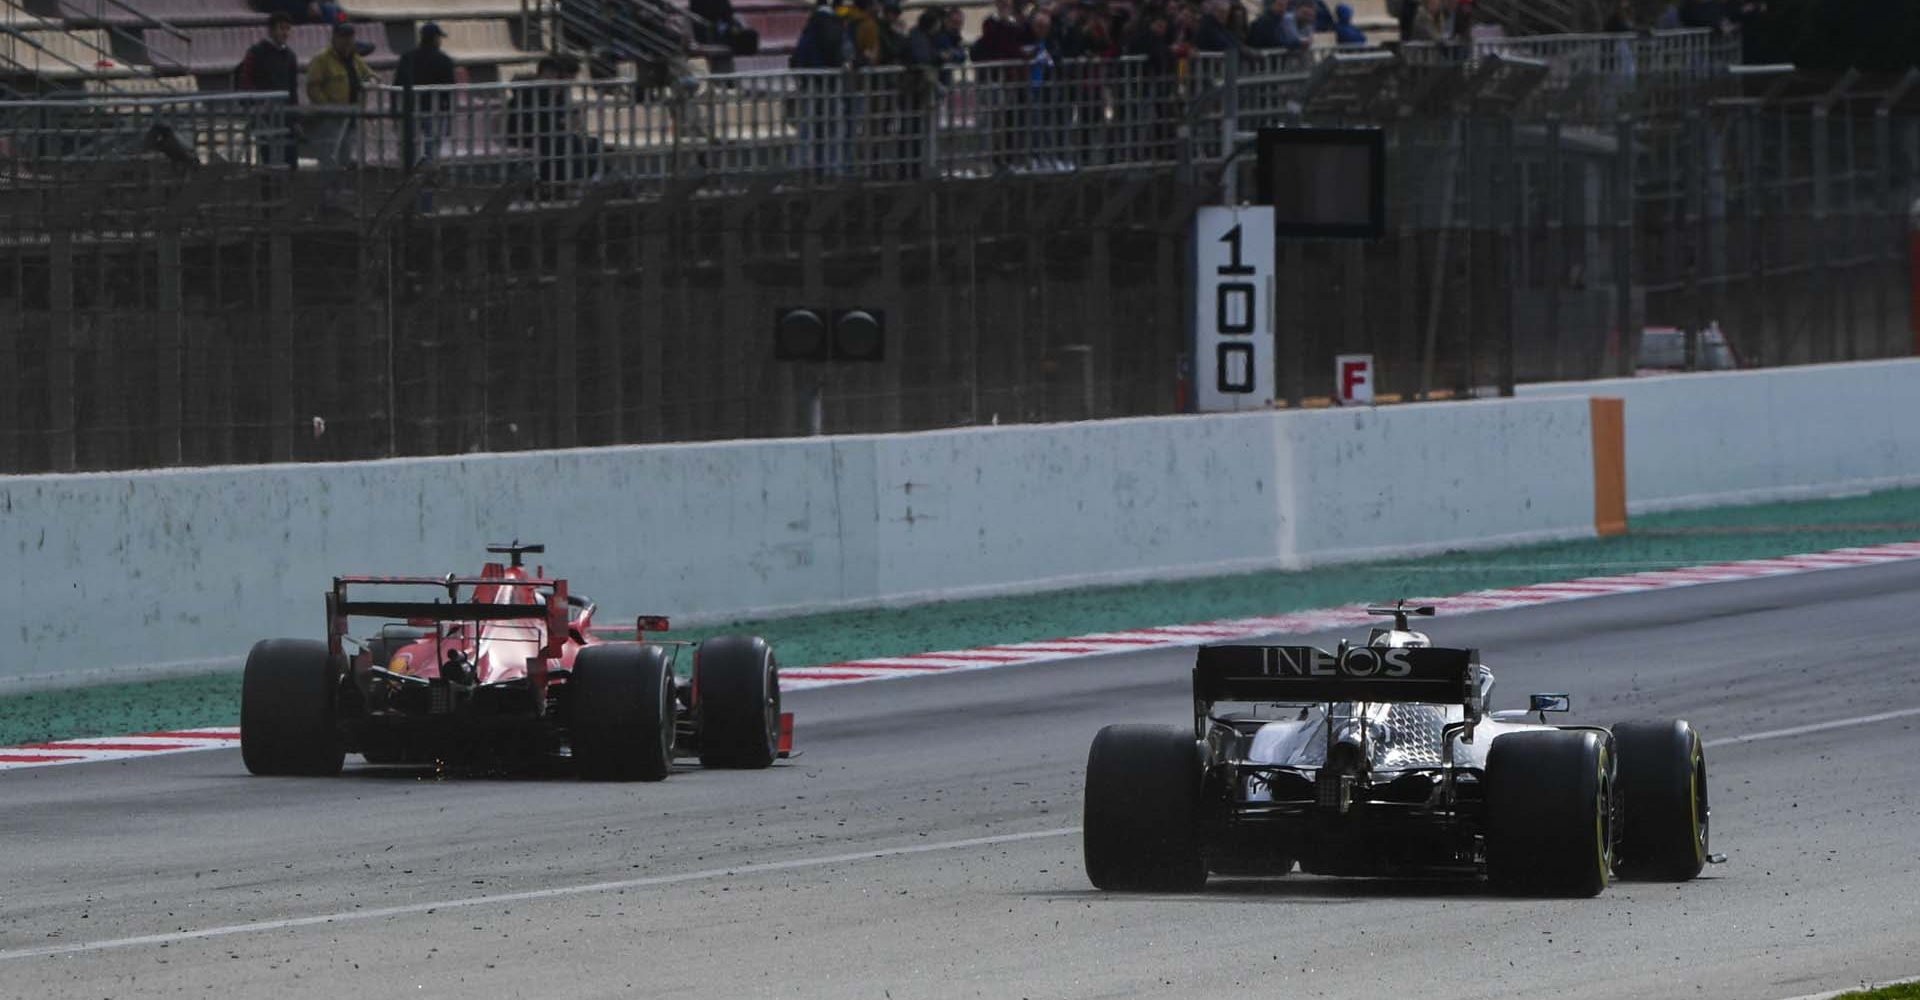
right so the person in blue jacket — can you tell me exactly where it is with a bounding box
[1332,2,1366,44]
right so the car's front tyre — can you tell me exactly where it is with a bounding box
[1612,719,1708,881]
[693,635,780,769]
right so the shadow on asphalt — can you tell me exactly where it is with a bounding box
[1029,876,1491,903]
[1031,871,1725,903]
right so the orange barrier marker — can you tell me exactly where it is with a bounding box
[1590,396,1628,537]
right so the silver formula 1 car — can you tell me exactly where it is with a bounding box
[1082,604,1710,896]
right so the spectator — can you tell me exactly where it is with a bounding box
[1125,7,1179,159]
[394,22,455,165]
[690,0,761,55]
[1053,1,1088,57]
[1170,3,1199,52]
[1194,0,1240,52]
[1407,0,1456,42]
[1278,0,1316,49]
[1025,7,1067,168]
[1248,0,1291,49]
[972,0,1028,170]
[972,0,1029,62]
[1603,0,1635,31]
[908,6,946,64]
[1652,2,1682,28]
[1332,2,1364,43]
[236,12,299,167]
[505,54,603,191]
[877,0,911,64]
[789,0,850,67]
[937,6,968,63]
[1126,7,1178,72]
[839,0,882,66]
[305,22,375,168]
[1076,8,1119,58]
[789,1,850,174]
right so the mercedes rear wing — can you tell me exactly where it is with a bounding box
[1194,644,1478,707]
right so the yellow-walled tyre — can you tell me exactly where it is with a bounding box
[1612,719,1709,881]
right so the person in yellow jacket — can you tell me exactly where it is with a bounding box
[306,23,376,168]
[836,0,880,65]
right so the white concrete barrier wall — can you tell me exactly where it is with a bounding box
[0,399,1600,686]
[1278,399,1596,565]
[1516,358,1920,512]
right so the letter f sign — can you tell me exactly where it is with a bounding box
[1336,354,1373,405]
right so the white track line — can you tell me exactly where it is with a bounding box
[1704,706,1920,748]
[0,827,1080,963]
[1,704,1912,963]
[1772,973,1920,1000]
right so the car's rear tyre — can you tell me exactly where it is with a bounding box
[1485,729,1613,897]
[570,643,674,782]
[241,638,345,777]
[1612,719,1709,881]
[1083,724,1208,892]
[694,635,779,769]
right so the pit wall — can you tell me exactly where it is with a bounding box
[1515,358,1920,512]
[0,397,1598,686]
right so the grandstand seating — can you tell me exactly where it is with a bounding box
[2,0,55,25]
[6,0,552,92]
[83,66,196,88]
[436,17,525,63]
[341,0,523,18]
[1,27,130,76]
[145,21,397,74]
[59,0,262,27]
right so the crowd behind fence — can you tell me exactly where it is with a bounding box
[1,29,1743,190]
[1,28,1916,474]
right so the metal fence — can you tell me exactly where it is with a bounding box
[1,30,1916,473]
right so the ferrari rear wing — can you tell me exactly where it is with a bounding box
[325,576,570,662]
[1194,644,1477,706]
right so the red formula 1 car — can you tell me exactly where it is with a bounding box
[240,542,792,781]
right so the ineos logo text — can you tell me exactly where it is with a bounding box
[1263,647,1415,679]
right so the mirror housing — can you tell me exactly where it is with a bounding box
[1529,693,1571,714]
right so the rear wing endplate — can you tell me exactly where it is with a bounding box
[1194,644,1476,706]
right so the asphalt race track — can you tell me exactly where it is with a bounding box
[4,562,1919,999]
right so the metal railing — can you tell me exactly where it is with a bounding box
[0,90,281,169]
[1,29,1741,188]
[342,56,1215,192]
[11,27,1895,475]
